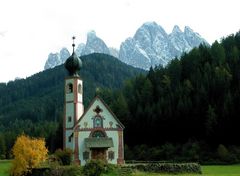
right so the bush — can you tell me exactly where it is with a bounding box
[54,148,73,165]
[104,164,117,174]
[30,166,83,176]
[129,163,202,174]
[62,165,83,176]
[83,160,105,176]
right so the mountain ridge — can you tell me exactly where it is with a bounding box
[44,22,208,70]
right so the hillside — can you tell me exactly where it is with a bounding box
[98,32,240,162]
[0,53,144,157]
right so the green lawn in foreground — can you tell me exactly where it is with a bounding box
[1,161,240,176]
[201,165,240,176]
[0,160,12,176]
[132,165,240,176]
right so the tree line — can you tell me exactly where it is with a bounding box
[98,32,240,163]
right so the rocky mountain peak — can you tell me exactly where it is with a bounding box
[82,31,110,56]
[87,30,97,39]
[184,26,194,34]
[119,21,208,70]
[44,22,208,71]
[172,25,182,34]
[44,31,111,70]
[135,22,168,40]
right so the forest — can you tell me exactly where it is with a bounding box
[98,32,240,163]
[1,32,240,163]
[0,53,143,158]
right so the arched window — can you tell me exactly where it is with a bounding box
[66,83,73,93]
[92,130,106,138]
[94,116,103,128]
[78,84,82,94]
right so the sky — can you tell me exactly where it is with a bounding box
[0,0,239,83]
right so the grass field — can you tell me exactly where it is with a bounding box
[132,165,240,176]
[201,165,240,176]
[0,160,240,176]
[0,160,11,176]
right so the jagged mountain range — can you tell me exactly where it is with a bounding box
[44,22,208,70]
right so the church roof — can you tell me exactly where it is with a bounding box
[85,137,114,148]
[64,36,82,76]
[75,95,125,129]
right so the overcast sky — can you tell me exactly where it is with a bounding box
[0,0,239,83]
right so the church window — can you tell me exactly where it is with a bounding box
[94,116,103,128]
[68,136,72,142]
[66,83,73,93]
[84,122,88,128]
[109,121,113,128]
[83,151,90,160]
[92,130,105,138]
[68,116,72,122]
[94,106,102,114]
[108,151,114,160]
[78,84,82,94]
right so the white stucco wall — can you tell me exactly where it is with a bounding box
[77,131,91,165]
[106,131,119,164]
[66,103,74,128]
[65,79,74,102]
[76,97,123,165]
[78,98,120,129]
[65,130,74,150]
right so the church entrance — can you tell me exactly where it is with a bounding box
[91,148,107,160]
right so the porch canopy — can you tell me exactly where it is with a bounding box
[85,137,114,148]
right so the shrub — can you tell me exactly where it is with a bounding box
[104,164,117,174]
[62,165,83,176]
[54,148,73,165]
[217,144,232,162]
[83,160,105,176]
[31,165,83,176]
[10,134,48,176]
[129,163,201,174]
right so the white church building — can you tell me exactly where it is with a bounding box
[63,38,124,165]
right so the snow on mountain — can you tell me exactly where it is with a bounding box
[81,31,110,55]
[44,22,208,70]
[109,47,119,58]
[44,31,111,70]
[119,22,208,70]
[44,48,70,70]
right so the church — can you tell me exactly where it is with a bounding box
[63,37,124,165]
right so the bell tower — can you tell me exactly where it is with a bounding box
[63,37,84,153]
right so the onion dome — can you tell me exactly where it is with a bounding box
[64,36,82,76]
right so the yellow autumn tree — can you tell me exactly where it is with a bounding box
[11,134,48,176]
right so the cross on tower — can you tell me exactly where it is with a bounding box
[72,36,76,52]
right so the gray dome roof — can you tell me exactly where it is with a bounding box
[64,51,82,76]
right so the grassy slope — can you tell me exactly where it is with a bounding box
[0,160,11,176]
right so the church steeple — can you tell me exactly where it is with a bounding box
[64,36,82,76]
[63,37,84,165]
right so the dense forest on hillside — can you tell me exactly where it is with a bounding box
[0,53,144,158]
[98,32,240,163]
[1,32,240,163]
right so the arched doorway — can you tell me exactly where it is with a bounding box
[85,130,113,161]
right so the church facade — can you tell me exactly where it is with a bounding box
[63,38,124,165]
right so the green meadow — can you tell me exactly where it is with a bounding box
[1,160,240,176]
[132,165,240,176]
[0,160,11,176]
